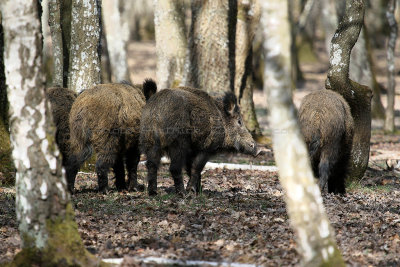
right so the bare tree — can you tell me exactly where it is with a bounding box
[235,0,263,138]
[326,0,372,181]
[48,0,64,86]
[0,1,101,265]
[385,0,398,132]
[154,0,187,88]
[68,0,101,92]
[188,0,235,93]
[261,1,345,265]
[103,0,131,82]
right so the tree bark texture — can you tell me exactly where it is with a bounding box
[60,0,72,87]
[103,0,130,83]
[68,0,101,93]
[261,1,345,265]
[154,0,187,88]
[350,26,385,119]
[1,1,104,265]
[326,0,372,182]
[235,0,262,137]
[385,0,398,132]
[48,0,64,86]
[189,0,235,93]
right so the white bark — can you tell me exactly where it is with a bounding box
[69,0,101,93]
[102,0,130,82]
[261,1,344,266]
[1,0,67,249]
[154,0,187,88]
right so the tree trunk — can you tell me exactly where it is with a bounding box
[321,0,338,55]
[48,0,64,86]
[102,0,130,82]
[235,0,263,138]
[60,0,72,88]
[189,0,235,93]
[326,0,372,182]
[384,0,398,132]
[350,27,386,119]
[68,0,101,93]
[154,0,187,88]
[1,1,102,265]
[261,1,345,265]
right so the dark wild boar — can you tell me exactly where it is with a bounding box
[67,79,157,193]
[46,87,77,169]
[140,87,263,196]
[298,89,354,194]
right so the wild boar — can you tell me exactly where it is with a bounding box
[67,79,157,193]
[140,87,262,196]
[298,89,354,194]
[46,87,77,169]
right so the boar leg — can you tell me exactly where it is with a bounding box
[113,154,126,191]
[168,147,186,196]
[126,146,144,192]
[318,143,339,193]
[65,145,93,194]
[146,147,161,196]
[186,153,209,193]
[95,155,114,193]
[328,153,348,194]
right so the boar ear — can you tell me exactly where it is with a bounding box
[223,92,238,116]
[143,78,157,101]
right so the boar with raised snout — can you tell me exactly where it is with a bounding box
[66,79,157,193]
[140,87,263,196]
[298,89,354,194]
[46,87,77,169]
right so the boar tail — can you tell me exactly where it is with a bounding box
[309,131,321,160]
[143,78,157,101]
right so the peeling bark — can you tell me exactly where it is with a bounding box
[326,0,372,181]
[384,0,398,132]
[154,0,187,88]
[103,0,130,82]
[48,0,64,86]
[68,0,101,93]
[261,1,345,265]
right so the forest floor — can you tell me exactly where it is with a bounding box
[1,41,400,266]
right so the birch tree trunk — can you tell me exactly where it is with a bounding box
[384,0,398,132]
[261,1,345,265]
[235,0,262,138]
[1,1,101,265]
[326,0,372,182]
[189,0,235,93]
[48,0,64,86]
[154,0,187,88]
[103,0,130,82]
[68,0,101,93]
[321,0,338,55]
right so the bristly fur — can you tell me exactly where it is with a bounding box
[143,78,157,101]
[299,89,354,194]
[66,79,154,193]
[139,87,257,196]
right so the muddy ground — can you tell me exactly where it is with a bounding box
[1,41,400,266]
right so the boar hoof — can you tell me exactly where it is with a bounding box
[129,183,145,192]
[98,186,109,194]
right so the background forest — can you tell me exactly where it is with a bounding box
[1,0,400,266]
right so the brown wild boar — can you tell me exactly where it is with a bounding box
[140,87,263,196]
[67,79,157,193]
[46,87,77,168]
[298,89,354,194]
